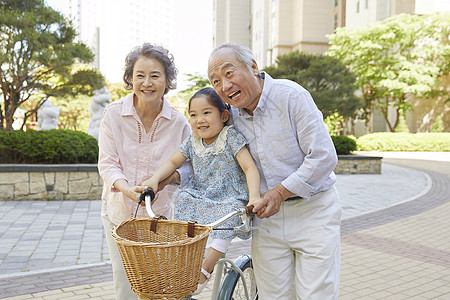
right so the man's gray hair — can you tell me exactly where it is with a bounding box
[209,43,256,71]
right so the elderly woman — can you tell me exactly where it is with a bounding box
[98,43,191,300]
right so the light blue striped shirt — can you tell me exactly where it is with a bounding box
[228,72,337,200]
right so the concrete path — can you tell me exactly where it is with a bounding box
[0,152,449,299]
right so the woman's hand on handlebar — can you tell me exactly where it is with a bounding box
[113,179,144,204]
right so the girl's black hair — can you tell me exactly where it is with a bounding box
[188,87,230,113]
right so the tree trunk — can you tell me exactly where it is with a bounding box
[5,104,15,131]
[380,96,395,132]
[0,106,4,130]
[392,107,401,131]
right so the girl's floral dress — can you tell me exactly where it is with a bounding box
[175,126,251,240]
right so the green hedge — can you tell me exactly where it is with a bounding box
[331,135,357,155]
[0,129,99,164]
[357,133,450,152]
[3,130,447,164]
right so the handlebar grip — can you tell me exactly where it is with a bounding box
[139,188,155,204]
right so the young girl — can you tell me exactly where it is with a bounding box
[142,87,262,295]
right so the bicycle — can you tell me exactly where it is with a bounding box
[192,200,258,300]
[112,188,258,300]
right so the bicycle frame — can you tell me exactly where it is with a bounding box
[213,254,254,300]
[140,188,256,300]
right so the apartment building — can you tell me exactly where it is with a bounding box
[213,0,334,69]
[213,0,450,133]
[48,0,174,83]
[212,0,251,48]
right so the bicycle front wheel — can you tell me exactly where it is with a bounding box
[217,254,258,300]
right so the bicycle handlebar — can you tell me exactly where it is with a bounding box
[140,188,254,232]
[140,188,157,218]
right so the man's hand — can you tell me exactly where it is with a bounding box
[252,184,294,219]
[252,189,283,218]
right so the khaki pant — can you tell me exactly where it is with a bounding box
[102,215,140,300]
[252,186,341,300]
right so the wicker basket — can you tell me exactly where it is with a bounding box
[111,218,212,300]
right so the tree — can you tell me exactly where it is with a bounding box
[52,94,90,131]
[0,0,104,130]
[171,73,211,117]
[326,12,450,132]
[106,80,130,102]
[431,115,444,132]
[177,73,211,100]
[394,111,410,133]
[263,51,362,133]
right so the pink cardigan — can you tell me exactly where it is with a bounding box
[98,93,190,224]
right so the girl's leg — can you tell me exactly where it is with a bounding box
[199,238,231,283]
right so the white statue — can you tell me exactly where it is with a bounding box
[38,100,60,130]
[87,86,111,140]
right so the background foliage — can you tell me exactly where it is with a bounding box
[357,133,450,151]
[0,0,104,130]
[52,94,91,131]
[170,73,211,117]
[331,135,357,155]
[327,12,450,132]
[0,129,98,163]
[263,51,362,120]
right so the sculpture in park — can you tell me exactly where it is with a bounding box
[37,100,60,130]
[87,86,111,140]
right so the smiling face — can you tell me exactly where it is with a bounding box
[189,95,229,145]
[208,47,263,114]
[132,56,167,105]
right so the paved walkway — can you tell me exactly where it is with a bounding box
[0,152,449,299]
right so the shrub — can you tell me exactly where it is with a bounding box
[0,129,99,164]
[394,116,410,133]
[331,135,357,155]
[357,133,450,151]
[431,115,444,133]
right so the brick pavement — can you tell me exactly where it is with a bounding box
[0,163,428,278]
[1,155,449,300]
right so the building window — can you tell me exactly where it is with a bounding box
[356,0,360,13]
[365,0,369,9]
[335,0,338,7]
[334,14,338,30]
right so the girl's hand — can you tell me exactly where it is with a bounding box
[141,178,160,193]
[248,196,263,208]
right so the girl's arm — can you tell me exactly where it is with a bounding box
[235,146,262,207]
[141,150,188,193]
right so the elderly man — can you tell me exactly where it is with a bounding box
[208,43,342,299]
